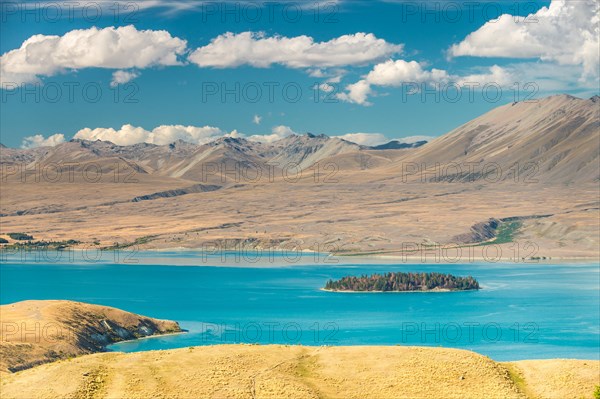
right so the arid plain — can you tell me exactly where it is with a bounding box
[1,95,599,260]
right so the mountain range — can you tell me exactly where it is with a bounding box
[2,94,598,184]
[0,94,598,258]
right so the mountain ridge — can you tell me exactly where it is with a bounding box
[1,94,598,185]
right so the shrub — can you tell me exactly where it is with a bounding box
[7,233,33,241]
[593,385,600,399]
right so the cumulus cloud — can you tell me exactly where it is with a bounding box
[188,32,402,68]
[1,25,187,87]
[449,0,600,80]
[337,60,450,105]
[365,60,450,86]
[334,133,389,146]
[74,124,229,146]
[307,68,347,83]
[20,125,434,149]
[70,124,298,146]
[21,133,65,148]
[247,125,297,143]
[455,65,514,87]
[337,59,516,105]
[318,83,335,93]
[110,70,140,87]
[336,79,374,105]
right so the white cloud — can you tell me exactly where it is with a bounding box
[364,60,449,86]
[21,125,435,149]
[21,133,65,148]
[74,124,229,146]
[318,83,335,93]
[110,70,140,87]
[188,32,402,68]
[71,123,298,146]
[455,65,514,87]
[308,68,327,78]
[337,60,516,105]
[307,68,347,83]
[449,0,600,80]
[334,133,388,146]
[1,25,187,87]
[336,79,374,105]
[247,125,297,143]
[337,60,450,105]
[252,115,262,125]
[325,74,344,84]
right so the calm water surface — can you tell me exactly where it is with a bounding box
[1,251,598,361]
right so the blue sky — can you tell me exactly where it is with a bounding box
[1,0,598,148]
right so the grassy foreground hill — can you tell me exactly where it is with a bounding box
[1,345,598,399]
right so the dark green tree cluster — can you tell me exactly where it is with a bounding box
[7,233,33,241]
[325,272,479,292]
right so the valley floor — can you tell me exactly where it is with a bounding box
[1,181,599,261]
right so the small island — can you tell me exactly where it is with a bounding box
[324,272,480,292]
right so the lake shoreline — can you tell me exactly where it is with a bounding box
[140,247,600,264]
[2,248,598,267]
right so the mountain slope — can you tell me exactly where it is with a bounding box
[385,95,599,183]
[268,133,362,169]
[0,134,367,182]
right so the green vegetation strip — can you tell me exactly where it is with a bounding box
[481,221,522,246]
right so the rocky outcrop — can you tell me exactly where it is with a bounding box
[0,301,182,373]
[452,218,500,244]
[132,184,221,202]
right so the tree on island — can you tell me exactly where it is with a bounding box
[324,272,480,292]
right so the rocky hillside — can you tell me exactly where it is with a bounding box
[385,95,600,183]
[0,301,182,373]
[0,133,363,182]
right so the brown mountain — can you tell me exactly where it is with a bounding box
[380,94,599,183]
[3,96,598,184]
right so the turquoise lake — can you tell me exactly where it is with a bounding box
[1,251,598,361]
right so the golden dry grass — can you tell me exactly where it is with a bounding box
[0,301,180,373]
[0,345,524,399]
[510,359,600,399]
[1,345,598,399]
